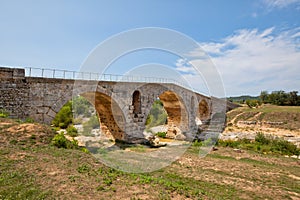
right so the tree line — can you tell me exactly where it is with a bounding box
[259,90,300,106]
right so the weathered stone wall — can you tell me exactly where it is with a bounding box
[0,67,30,119]
[26,77,75,124]
[0,67,226,143]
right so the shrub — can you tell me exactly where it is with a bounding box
[192,140,203,147]
[255,132,271,145]
[219,133,300,156]
[0,109,9,118]
[51,133,68,148]
[156,132,167,138]
[83,115,99,135]
[246,99,262,108]
[51,133,78,149]
[52,102,73,128]
[217,140,240,148]
[66,125,78,137]
[271,139,299,156]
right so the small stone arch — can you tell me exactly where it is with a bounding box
[198,99,210,120]
[132,90,141,118]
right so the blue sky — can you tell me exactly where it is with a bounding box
[0,0,299,96]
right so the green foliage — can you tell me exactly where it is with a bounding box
[51,133,78,149]
[52,96,93,129]
[77,164,91,173]
[271,138,299,156]
[80,147,90,154]
[0,170,51,199]
[83,115,99,135]
[218,133,300,156]
[192,140,203,147]
[228,95,259,104]
[24,118,34,123]
[52,101,73,128]
[66,125,78,137]
[156,132,167,138]
[217,140,240,148]
[146,100,168,128]
[255,132,271,145]
[246,99,262,108]
[0,109,9,118]
[73,95,92,117]
[260,90,300,106]
[259,91,269,103]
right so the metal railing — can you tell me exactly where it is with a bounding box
[24,67,188,87]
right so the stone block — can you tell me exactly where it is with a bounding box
[47,108,57,118]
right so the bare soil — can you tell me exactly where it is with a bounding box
[0,118,300,199]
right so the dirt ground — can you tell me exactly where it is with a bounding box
[1,118,300,199]
[222,105,300,148]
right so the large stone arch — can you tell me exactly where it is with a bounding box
[42,80,126,141]
[81,91,125,141]
[158,90,189,133]
[43,82,99,124]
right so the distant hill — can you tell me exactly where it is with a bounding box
[227,95,259,104]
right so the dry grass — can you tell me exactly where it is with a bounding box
[0,119,300,199]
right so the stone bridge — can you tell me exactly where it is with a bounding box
[0,67,235,143]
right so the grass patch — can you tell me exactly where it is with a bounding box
[0,157,51,199]
[51,133,79,149]
[218,132,300,156]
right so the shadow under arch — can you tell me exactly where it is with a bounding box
[158,90,189,136]
[80,91,126,141]
[198,99,210,121]
[132,90,142,118]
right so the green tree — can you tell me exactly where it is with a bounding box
[269,91,288,106]
[259,91,269,103]
[288,91,298,106]
[83,115,100,135]
[52,101,73,128]
[146,100,168,128]
[73,95,92,117]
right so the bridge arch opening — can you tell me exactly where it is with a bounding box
[51,92,125,142]
[81,92,125,141]
[132,90,141,118]
[145,90,189,139]
[145,99,168,131]
[198,99,210,120]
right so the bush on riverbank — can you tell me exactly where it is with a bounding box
[217,133,300,156]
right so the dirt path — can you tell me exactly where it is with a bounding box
[229,111,245,124]
[250,112,262,120]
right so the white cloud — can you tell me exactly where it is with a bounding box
[175,58,197,74]
[195,27,300,96]
[262,0,300,9]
